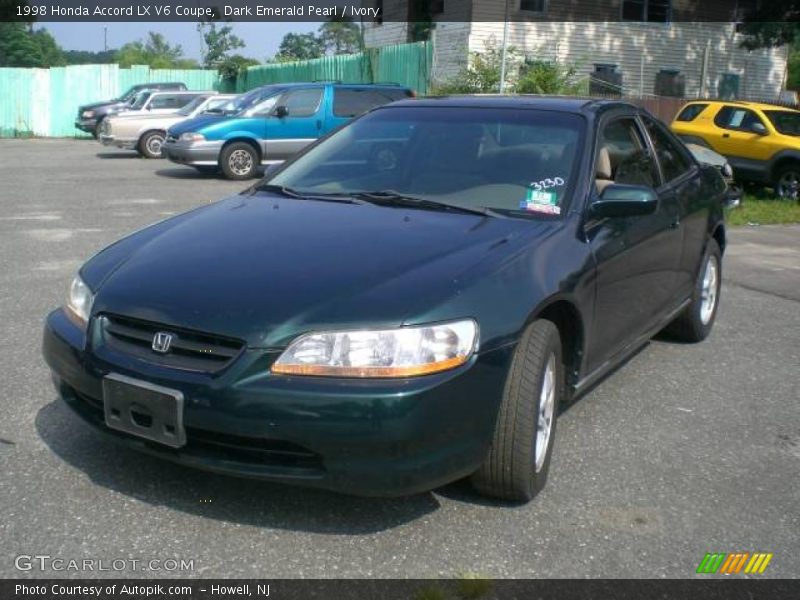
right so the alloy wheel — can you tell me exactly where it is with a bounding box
[229,149,254,177]
[699,254,719,326]
[535,353,556,473]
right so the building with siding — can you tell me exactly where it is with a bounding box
[364,0,789,99]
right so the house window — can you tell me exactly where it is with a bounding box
[431,0,444,15]
[519,0,546,13]
[622,0,670,23]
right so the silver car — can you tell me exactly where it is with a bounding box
[99,93,233,158]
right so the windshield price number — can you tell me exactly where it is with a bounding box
[530,177,565,191]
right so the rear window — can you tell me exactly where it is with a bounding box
[676,104,708,122]
[333,88,411,118]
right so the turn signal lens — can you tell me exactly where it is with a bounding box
[272,320,478,378]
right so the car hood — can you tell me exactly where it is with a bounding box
[167,113,229,136]
[79,100,125,112]
[87,194,543,347]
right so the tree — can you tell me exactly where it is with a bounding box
[0,23,45,68]
[199,22,245,68]
[432,40,517,94]
[737,1,800,50]
[31,28,66,67]
[217,54,259,84]
[318,17,361,55]
[516,58,586,95]
[275,32,324,61]
[114,32,195,69]
[62,49,117,65]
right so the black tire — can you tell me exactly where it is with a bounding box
[138,130,166,159]
[773,163,800,200]
[471,320,562,502]
[92,118,105,139]
[220,142,259,180]
[664,239,722,342]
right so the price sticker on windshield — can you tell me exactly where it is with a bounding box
[521,187,561,214]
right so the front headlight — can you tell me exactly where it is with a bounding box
[180,132,205,142]
[66,274,94,327]
[81,110,95,119]
[272,319,478,378]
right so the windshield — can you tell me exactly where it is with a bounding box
[268,106,585,217]
[764,110,800,136]
[130,91,151,110]
[219,87,283,115]
[176,95,210,116]
[118,86,140,103]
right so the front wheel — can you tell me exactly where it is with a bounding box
[664,239,722,342]
[774,163,800,200]
[138,131,166,159]
[471,320,562,502]
[220,142,259,180]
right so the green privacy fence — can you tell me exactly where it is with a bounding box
[0,42,432,138]
[0,64,220,138]
[236,41,433,96]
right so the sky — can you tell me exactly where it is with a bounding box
[36,22,321,61]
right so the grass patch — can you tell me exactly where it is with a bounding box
[727,194,800,227]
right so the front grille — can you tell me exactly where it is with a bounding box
[100,313,245,373]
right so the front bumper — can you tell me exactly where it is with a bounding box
[162,139,223,166]
[75,119,97,134]
[42,309,512,496]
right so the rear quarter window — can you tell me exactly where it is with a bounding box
[333,88,411,118]
[676,104,708,122]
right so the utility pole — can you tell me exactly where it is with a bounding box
[103,26,108,52]
[499,0,511,93]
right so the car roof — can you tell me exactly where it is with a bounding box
[383,95,635,113]
[250,82,410,91]
[683,99,800,113]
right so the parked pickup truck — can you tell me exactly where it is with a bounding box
[162,82,414,179]
[99,94,236,158]
[75,82,187,138]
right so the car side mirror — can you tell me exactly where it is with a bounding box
[591,184,659,218]
[750,122,767,135]
[274,105,289,118]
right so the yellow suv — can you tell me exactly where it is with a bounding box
[671,100,800,199]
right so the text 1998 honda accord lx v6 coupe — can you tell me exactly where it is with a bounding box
[43,97,727,501]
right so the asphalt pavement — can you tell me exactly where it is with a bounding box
[1,139,798,579]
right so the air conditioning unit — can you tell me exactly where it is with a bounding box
[655,69,685,98]
[590,64,623,96]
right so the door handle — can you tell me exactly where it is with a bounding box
[316,120,322,130]
[722,133,730,138]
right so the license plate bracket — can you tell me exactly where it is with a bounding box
[103,373,186,448]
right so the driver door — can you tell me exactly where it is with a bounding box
[585,115,683,371]
[264,87,325,161]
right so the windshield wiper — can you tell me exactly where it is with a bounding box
[253,183,364,205]
[349,190,498,217]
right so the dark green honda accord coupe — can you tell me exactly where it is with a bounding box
[43,97,728,501]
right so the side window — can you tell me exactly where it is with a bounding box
[279,88,323,118]
[714,106,766,132]
[149,94,181,110]
[249,95,279,117]
[332,88,408,118]
[675,103,707,122]
[597,118,659,189]
[642,116,693,183]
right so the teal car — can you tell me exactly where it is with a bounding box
[162,82,413,179]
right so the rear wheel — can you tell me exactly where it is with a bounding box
[774,163,800,200]
[664,239,722,342]
[138,131,166,159]
[471,320,562,502]
[220,142,259,180]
